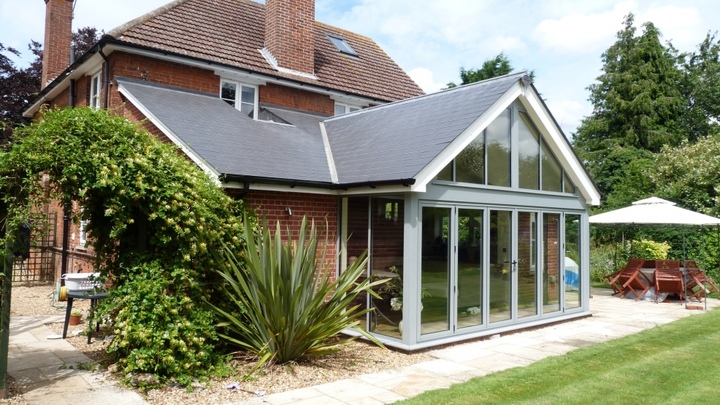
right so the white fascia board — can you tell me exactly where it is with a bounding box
[330,94,371,107]
[519,89,601,206]
[117,82,221,185]
[411,82,524,193]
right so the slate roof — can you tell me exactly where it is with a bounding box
[117,73,529,188]
[107,0,424,102]
[116,77,333,184]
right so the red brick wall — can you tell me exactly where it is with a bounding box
[42,0,73,87]
[261,83,334,115]
[244,190,339,278]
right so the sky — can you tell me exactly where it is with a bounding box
[2,0,719,136]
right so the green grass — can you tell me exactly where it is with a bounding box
[397,307,720,405]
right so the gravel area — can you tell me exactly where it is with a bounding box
[4,283,433,404]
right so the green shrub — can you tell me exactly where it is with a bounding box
[589,244,619,283]
[629,239,670,260]
[211,215,386,367]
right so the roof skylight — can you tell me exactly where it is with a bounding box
[327,34,357,56]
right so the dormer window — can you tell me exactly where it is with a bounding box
[221,79,258,119]
[327,34,357,56]
[334,103,360,116]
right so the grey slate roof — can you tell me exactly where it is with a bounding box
[117,73,528,188]
[116,77,332,184]
[327,73,524,184]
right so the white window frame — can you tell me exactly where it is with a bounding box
[334,102,361,116]
[89,72,101,109]
[78,219,88,247]
[220,79,259,120]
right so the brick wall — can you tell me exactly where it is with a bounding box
[261,83,334,115]
[244,190,339,279]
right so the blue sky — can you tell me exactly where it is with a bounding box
[2,0,719,136]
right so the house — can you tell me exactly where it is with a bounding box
[27,0,600,350]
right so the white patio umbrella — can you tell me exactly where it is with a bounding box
[590,197,720,308]
[589,197,720,226]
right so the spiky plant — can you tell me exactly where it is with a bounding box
[211,215,385,365]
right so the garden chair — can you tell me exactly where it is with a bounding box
[684,260,720,302]
[653,260,684,302]
[606,258,645,295]
[610,258,651,300]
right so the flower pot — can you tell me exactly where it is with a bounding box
[69,314,82,325]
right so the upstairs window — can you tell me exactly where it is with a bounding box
[89,72,101,109]
[221,79,258,119]
[334,103,361,116]
[327,34,357,56]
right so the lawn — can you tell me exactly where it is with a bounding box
[396,307,720,404]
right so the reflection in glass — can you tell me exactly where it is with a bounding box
[543,213,561,313]
[421,207,451,335]
[486,109,511,187]
[489,210,512,323]
[518,112,540,190]
[517,212,538,318]
[457,209,483,328]
[565,214,581,309]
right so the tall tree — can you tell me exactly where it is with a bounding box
[573,14,686,202]
[678,32,720,140]
[447,52,533,88]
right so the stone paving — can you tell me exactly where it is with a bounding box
[6,289,720,404]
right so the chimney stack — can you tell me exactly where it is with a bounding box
[42,0,74,88]
[264,0,315,75]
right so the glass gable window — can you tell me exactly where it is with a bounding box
[221,79,257,119]
[518,112,540,190]
[436,106,577,194]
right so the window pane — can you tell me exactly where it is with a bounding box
[564,173,576,194]
[436,162,452,181]
[543,213,561,314]
[334,104,346,116]
[241,86,254,104]
[486,109,511,187]
[221,82,236,103]
[518,112,540,190]
[456,135,485,184]
[240,102,254,118]
[565,214,581,309]
[542,140,563,192]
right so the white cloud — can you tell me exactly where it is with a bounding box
[407,67,446,94]
[533,1,635,54]
[544,99,589,137]
[635,6,704,51]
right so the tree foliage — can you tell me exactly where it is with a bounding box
[0,27,101,147]
[0,107,247,384]
[678,32,720,140]
[447,52,534,88]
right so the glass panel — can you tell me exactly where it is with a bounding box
[564,173,576,194]
[240,102,254,118]
[517,212,538,318]
[436,162,452,181]
[334,104,346,116]
[543,213,561,314]
[221,81,236,104]
[489,210,512,323]
[421,207,451,335]
[486,109,511,187]
[346,197,371,332]
[456,135,485,184]
[241,86,255,104]
[370,197,404,338]
[457,209,483,329]
[542,140,563,192]
[565,214,581,309]
[518,112,540,190]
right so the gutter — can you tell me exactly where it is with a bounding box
[220,174,415,190]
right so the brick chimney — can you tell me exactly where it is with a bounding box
[264,0,315,75]
[42,0,74,88]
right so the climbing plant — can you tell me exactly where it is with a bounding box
[0,107,249,384]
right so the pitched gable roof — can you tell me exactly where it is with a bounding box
[107,0,424,102]
[117,72,600,204]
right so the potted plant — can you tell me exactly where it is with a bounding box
[378,266,431,312]
[69,311,82,325]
